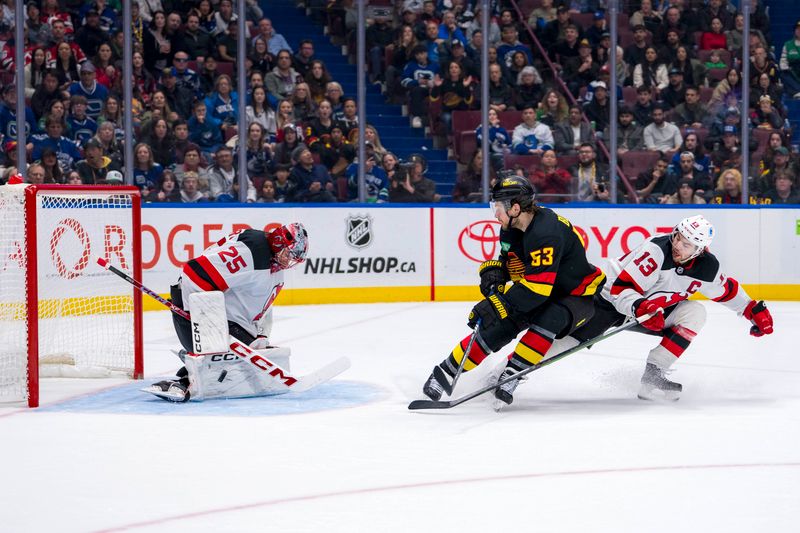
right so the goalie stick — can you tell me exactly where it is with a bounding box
[96,257,350,395]
[407,311,659,411]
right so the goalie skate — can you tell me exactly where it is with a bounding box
[142,380,190,402]
[637,363,682,402]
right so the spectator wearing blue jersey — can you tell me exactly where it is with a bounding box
[346,154,389,202]
[476,108,511,171]
[132,143,164,194]
[496,24,533,69]
[401,45,440,129]
[30,116,82,171]
[66,95,98,147]
[0,84,38,141]
[438,11,468,47]
[188,100,223,161]
[68,62,108,120]
[170,51,202,99]
[78,3,119,34]
[511,104,555,155]
[205,74,239,132]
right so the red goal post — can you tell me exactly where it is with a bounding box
[0,184,143,408]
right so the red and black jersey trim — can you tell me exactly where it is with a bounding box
[237,229,272,271]
[609,269,643,296]
[183,255,229,292]
[712,277,740,303]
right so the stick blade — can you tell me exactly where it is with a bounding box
[407,399,453,410]
[291,356,351,393]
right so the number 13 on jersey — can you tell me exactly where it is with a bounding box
[633,251,657,276]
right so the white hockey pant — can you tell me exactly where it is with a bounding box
[648,300,706,370]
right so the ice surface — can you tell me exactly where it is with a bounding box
[1,301,799,532]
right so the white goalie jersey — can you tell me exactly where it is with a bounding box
[180,229,284,337]
[601,234,753,317]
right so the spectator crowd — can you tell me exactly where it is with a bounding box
[0,0,797,204]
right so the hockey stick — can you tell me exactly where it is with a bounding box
[96,257,350,393]
[96,256,190,320]
[407,311,658,411]
[434,319,480,396]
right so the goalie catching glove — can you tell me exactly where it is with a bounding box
[468,292,516,331]
[478,260,508,297]
[744,300,773,337]
[633,298,665,332]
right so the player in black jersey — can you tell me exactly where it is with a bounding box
[422,176,606,406]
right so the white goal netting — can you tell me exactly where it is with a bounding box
[0,185,140,405]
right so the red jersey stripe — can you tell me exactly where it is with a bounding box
[195,255,230,291]
[182,264,214,291]
[524,271,557,283]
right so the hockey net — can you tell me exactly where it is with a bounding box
[0,184,143,407]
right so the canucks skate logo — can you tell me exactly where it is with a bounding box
[345,215,373,249]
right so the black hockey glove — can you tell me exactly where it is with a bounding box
[468,292,515,331]
[478,260,508,297]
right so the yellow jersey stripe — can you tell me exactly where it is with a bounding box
[519,279,554,296]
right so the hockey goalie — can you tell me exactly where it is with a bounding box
[143,222,333,402]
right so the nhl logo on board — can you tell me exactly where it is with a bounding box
[345,215,372,249]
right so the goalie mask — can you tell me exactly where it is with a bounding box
[268,223,308,272]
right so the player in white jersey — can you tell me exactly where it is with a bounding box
[570,215,774,400]
[146,223,309,401]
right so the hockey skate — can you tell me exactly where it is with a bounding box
[493,367,526,409]
[637,363,682,401]
[422,368,446,401]
[142,380,190,402]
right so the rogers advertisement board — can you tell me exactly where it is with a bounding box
[140,206,431,295]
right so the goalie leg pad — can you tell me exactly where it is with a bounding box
[184,339,294,401]
[188,291,230,355]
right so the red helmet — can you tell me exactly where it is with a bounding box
[267,222,308,272]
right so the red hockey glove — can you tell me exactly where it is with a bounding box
[633,299,665,332]
[744,300,773,337]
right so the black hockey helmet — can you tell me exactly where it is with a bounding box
[491,173,536,211]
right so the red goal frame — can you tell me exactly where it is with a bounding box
[22,185,143,407]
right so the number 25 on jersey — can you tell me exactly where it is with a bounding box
[219,246,247,273]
